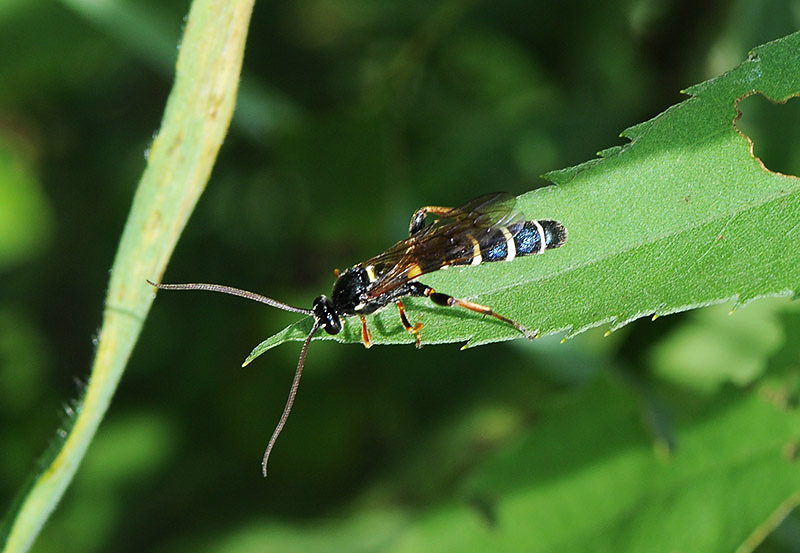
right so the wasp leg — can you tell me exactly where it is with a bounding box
[407,282,538,339]
[396,300,424,348]
[408,205,455,235]
[359,315,373,349]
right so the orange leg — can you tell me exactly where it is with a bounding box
[417,286,538,340]
[396,300,424,348]
[359,315,373,349]
[450,298,537,339]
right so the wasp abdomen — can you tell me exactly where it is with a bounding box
[512,220,566,256]
[460,220,566,265]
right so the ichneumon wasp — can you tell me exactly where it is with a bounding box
[149,192,566,476]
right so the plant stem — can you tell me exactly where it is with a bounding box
[1,1,254,551]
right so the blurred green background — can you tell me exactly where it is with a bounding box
[2,1,800,552]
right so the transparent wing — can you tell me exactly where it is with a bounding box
[364,193,524,297]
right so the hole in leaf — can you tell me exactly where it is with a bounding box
[737,93,800,177]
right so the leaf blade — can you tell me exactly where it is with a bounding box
[247,31,800,363]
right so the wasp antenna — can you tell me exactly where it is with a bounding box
[147,280,313,316]
[262,318,322,477]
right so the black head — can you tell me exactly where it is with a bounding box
[331,267,370,315]
[312,295,342,335]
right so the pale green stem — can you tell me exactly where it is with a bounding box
[1,1,255,551]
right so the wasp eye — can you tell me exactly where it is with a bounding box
[324,312,342,334]
[313,296,342,335]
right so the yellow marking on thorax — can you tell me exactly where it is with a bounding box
[365,265,377,282]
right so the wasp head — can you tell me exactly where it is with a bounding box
[312,295,342,335]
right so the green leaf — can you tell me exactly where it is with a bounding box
[195,366,800,553]
[245,31,800,365]
[648,298,787,394]
[380,378,800,553]
[0,142,52,270]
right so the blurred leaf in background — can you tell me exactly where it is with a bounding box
[0,144,51,271]
[2,0,800,552]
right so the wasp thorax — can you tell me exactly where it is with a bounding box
[331,267,370,315]
[312,295,342,334]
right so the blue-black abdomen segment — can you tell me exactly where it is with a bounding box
[510,222,540,255]
[482,230,509,262]
[541,220,567,250]
[511,220,567,256]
